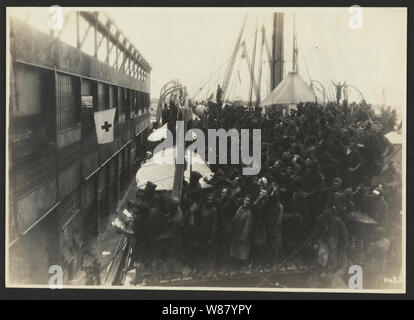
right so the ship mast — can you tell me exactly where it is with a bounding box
[270,12,284,90]
[292,12,298,72]
[255,25,265,107]
[248,16,258,110]
[222,14,248,102]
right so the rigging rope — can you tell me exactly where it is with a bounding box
[310,17,332,102]
[320,49,336,101]
[188,30,261,100]
[206,51,218,100]
[310,16,373,122]
[255,233,317,288]
[326,50,337,83]
[225,54,243,102]
[315,46,332,102]
[188,55,233,97]
[298,44,312,83]
[311,15,340,102]
[335,40,355,88]
[323,48,339,101]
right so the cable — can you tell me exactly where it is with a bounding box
[226,56,243,101]
[326,50,337,84]
[311,15,339,102]
[255,233,317,288]
[309,17,331,102]
[298,44,312,83]
[320,50,336,101]
[335,40,355,88]
[206,51,218,100]
[315,45,332,102]
[189,58,229,99]
[188,29,260,99]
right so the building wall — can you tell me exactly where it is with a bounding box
[10,18,150,93]
[8,17,151,285]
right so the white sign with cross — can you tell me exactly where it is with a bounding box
[94,108,116,144]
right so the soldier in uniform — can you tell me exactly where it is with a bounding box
[195,193,218,277]
[230,194,254,272]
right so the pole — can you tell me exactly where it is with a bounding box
[271,12,284,90]
[172,92,189,201]
[271,13,276,90]
[248,15,258,110]
[242,42,261,102]
[256,25,265,107]
[222,14,248,100]
[349,85,373,123]
[310,79,326,105]
[292,13,298,72]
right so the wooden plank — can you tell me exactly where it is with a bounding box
[79,23,92,50]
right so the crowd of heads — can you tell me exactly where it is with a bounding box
[121,99,402,287]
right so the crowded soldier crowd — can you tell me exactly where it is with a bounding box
[119,97,402,288]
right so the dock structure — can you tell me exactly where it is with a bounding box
[7,10,151,285]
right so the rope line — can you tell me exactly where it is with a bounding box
[255,233,317,287]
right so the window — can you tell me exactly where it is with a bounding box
[133,91,138,115]
[117,86,125,123]
[56,73,79,130]
[138,91,143,114]
[144,92,150,113]
[81,79,96,132]
[11,63,55,157]
[97,82,109,111]
[110,86,119,123]
[124,88,131,120]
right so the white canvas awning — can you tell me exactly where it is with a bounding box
[260,71,316,106]
[136,147,213,191]
[147,123,169,142]
[385,131,403,145]
[148,123,198,142]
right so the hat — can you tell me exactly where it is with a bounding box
[292,176,304,188]
[258,177,268,188]
[191,171,203,180]
[215,169,225,177]
[169,197,180,208]
[311,159,320,168]
[282,152,292,160]
[145,182,157,192]
[343,188,354,198]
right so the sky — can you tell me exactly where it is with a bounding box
[8,7,407,109]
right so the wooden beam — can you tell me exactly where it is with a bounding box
[114,45,120,69]
[242,41,260,102]
[94,12,98,58]
[57,11,72,39]
[24,11,31,24]
[256,26,265,107]
[108,39,115,54]
[96,30,106,56]
[80,11,151,72]
[106,32,110,64]
[120,52,127,71]
[248,16,258,110]
[79,22,92,50]
[76,11,80,48]
[107,40,115,65]
[222,13,248,100]
[263,29,273,63]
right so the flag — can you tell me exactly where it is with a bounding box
[94,108,116,144]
